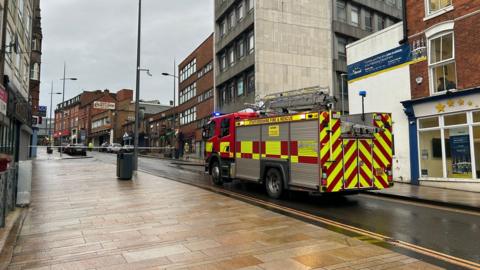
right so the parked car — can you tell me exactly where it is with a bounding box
[99,142,110,152]
[122,144,134,153]
[108,143,122,153]
[69,144,87,156]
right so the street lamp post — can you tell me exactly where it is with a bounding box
[60,62,78,157]
[162,64,178,158]
[49,81,61,149]
[133,0,142,171]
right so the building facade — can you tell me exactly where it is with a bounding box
[148,107,177,152]
[177,34,214,158]
[214,0,402,114]
[347,23,413,184]
[402,0,480,191]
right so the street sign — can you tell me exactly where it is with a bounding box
[0,85,7,116]
[38,106,47,117]
[93,101,115,110]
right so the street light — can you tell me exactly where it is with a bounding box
[133,0,143,171]
[59,62,78,157]
[162,66,178,157]
[48,81,62,150]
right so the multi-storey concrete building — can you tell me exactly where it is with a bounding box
[177,34,214,158]
[214,0,402,113]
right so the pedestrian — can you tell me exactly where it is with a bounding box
[88,142,94,152]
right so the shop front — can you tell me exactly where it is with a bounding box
[403,88,480,191]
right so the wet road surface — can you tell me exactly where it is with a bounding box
[92,152,480,268]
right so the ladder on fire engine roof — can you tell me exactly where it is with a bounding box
[259,86,335,113]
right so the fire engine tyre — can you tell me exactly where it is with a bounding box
[211,160,223,186]
[265,168,284,199]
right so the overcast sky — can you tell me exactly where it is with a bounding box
[39,0,214,111]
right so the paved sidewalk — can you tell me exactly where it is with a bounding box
[367,182,480,211]
[7,158,442,269]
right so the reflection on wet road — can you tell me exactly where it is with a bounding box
[92,152,480,266]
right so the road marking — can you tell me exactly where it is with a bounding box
[359,193,480,217]
[136,168,480,270]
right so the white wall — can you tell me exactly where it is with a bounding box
[347,23,412,182]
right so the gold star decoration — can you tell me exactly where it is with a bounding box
[436,103,446,112]
[458,99,465,106]
[447,100,455,107]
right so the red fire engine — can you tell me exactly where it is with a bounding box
[204,89,393,199]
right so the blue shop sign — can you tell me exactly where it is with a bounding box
[348,44,412,81]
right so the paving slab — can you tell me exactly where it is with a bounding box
[6,157,444,269]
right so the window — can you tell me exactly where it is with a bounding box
[238,38,245,59]
[220,19,227,36]
[350,6,359,26]
[377,16,385,30]
[229,10,236,29]
[248,0,254,11]
[221,119,230,137]
[179,58,197,82]
[247,72,255,93]
[237,77,244,96]
[237,1,245,21]
[179,82,197,104]
[18,0,24,19]
[428,0,452,15]
[337,36,347,61]
[228,47,235,66]
[180,107,197,126]
[417,112,480,180]
[336,0,346,22]
[220,54,227,71]
[248,32,254,53]
[429,32,456,93]
[365,11,373,31]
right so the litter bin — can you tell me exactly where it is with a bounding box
[117,152,133,180]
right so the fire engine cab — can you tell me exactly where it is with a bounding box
[204,88,393,199]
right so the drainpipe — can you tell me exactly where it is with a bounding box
[399,0,408,44]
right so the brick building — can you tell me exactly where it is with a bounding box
[88,89,133,146]
[177,34,214,158]
[402,0,480,191]
[148,107,177,152]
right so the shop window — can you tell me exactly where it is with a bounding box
[429,32,456,93]
[419,129,444,178]
[427,0,452,15]
[473,111,480,123]
[445,127,472,178]
[444,113,466,126]
[419,117,439,129]
[473,127,480,178]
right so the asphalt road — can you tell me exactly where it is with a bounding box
[91,152,480,269]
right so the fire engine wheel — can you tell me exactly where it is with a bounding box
[211,161,223,186]
[265,168,283,199]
